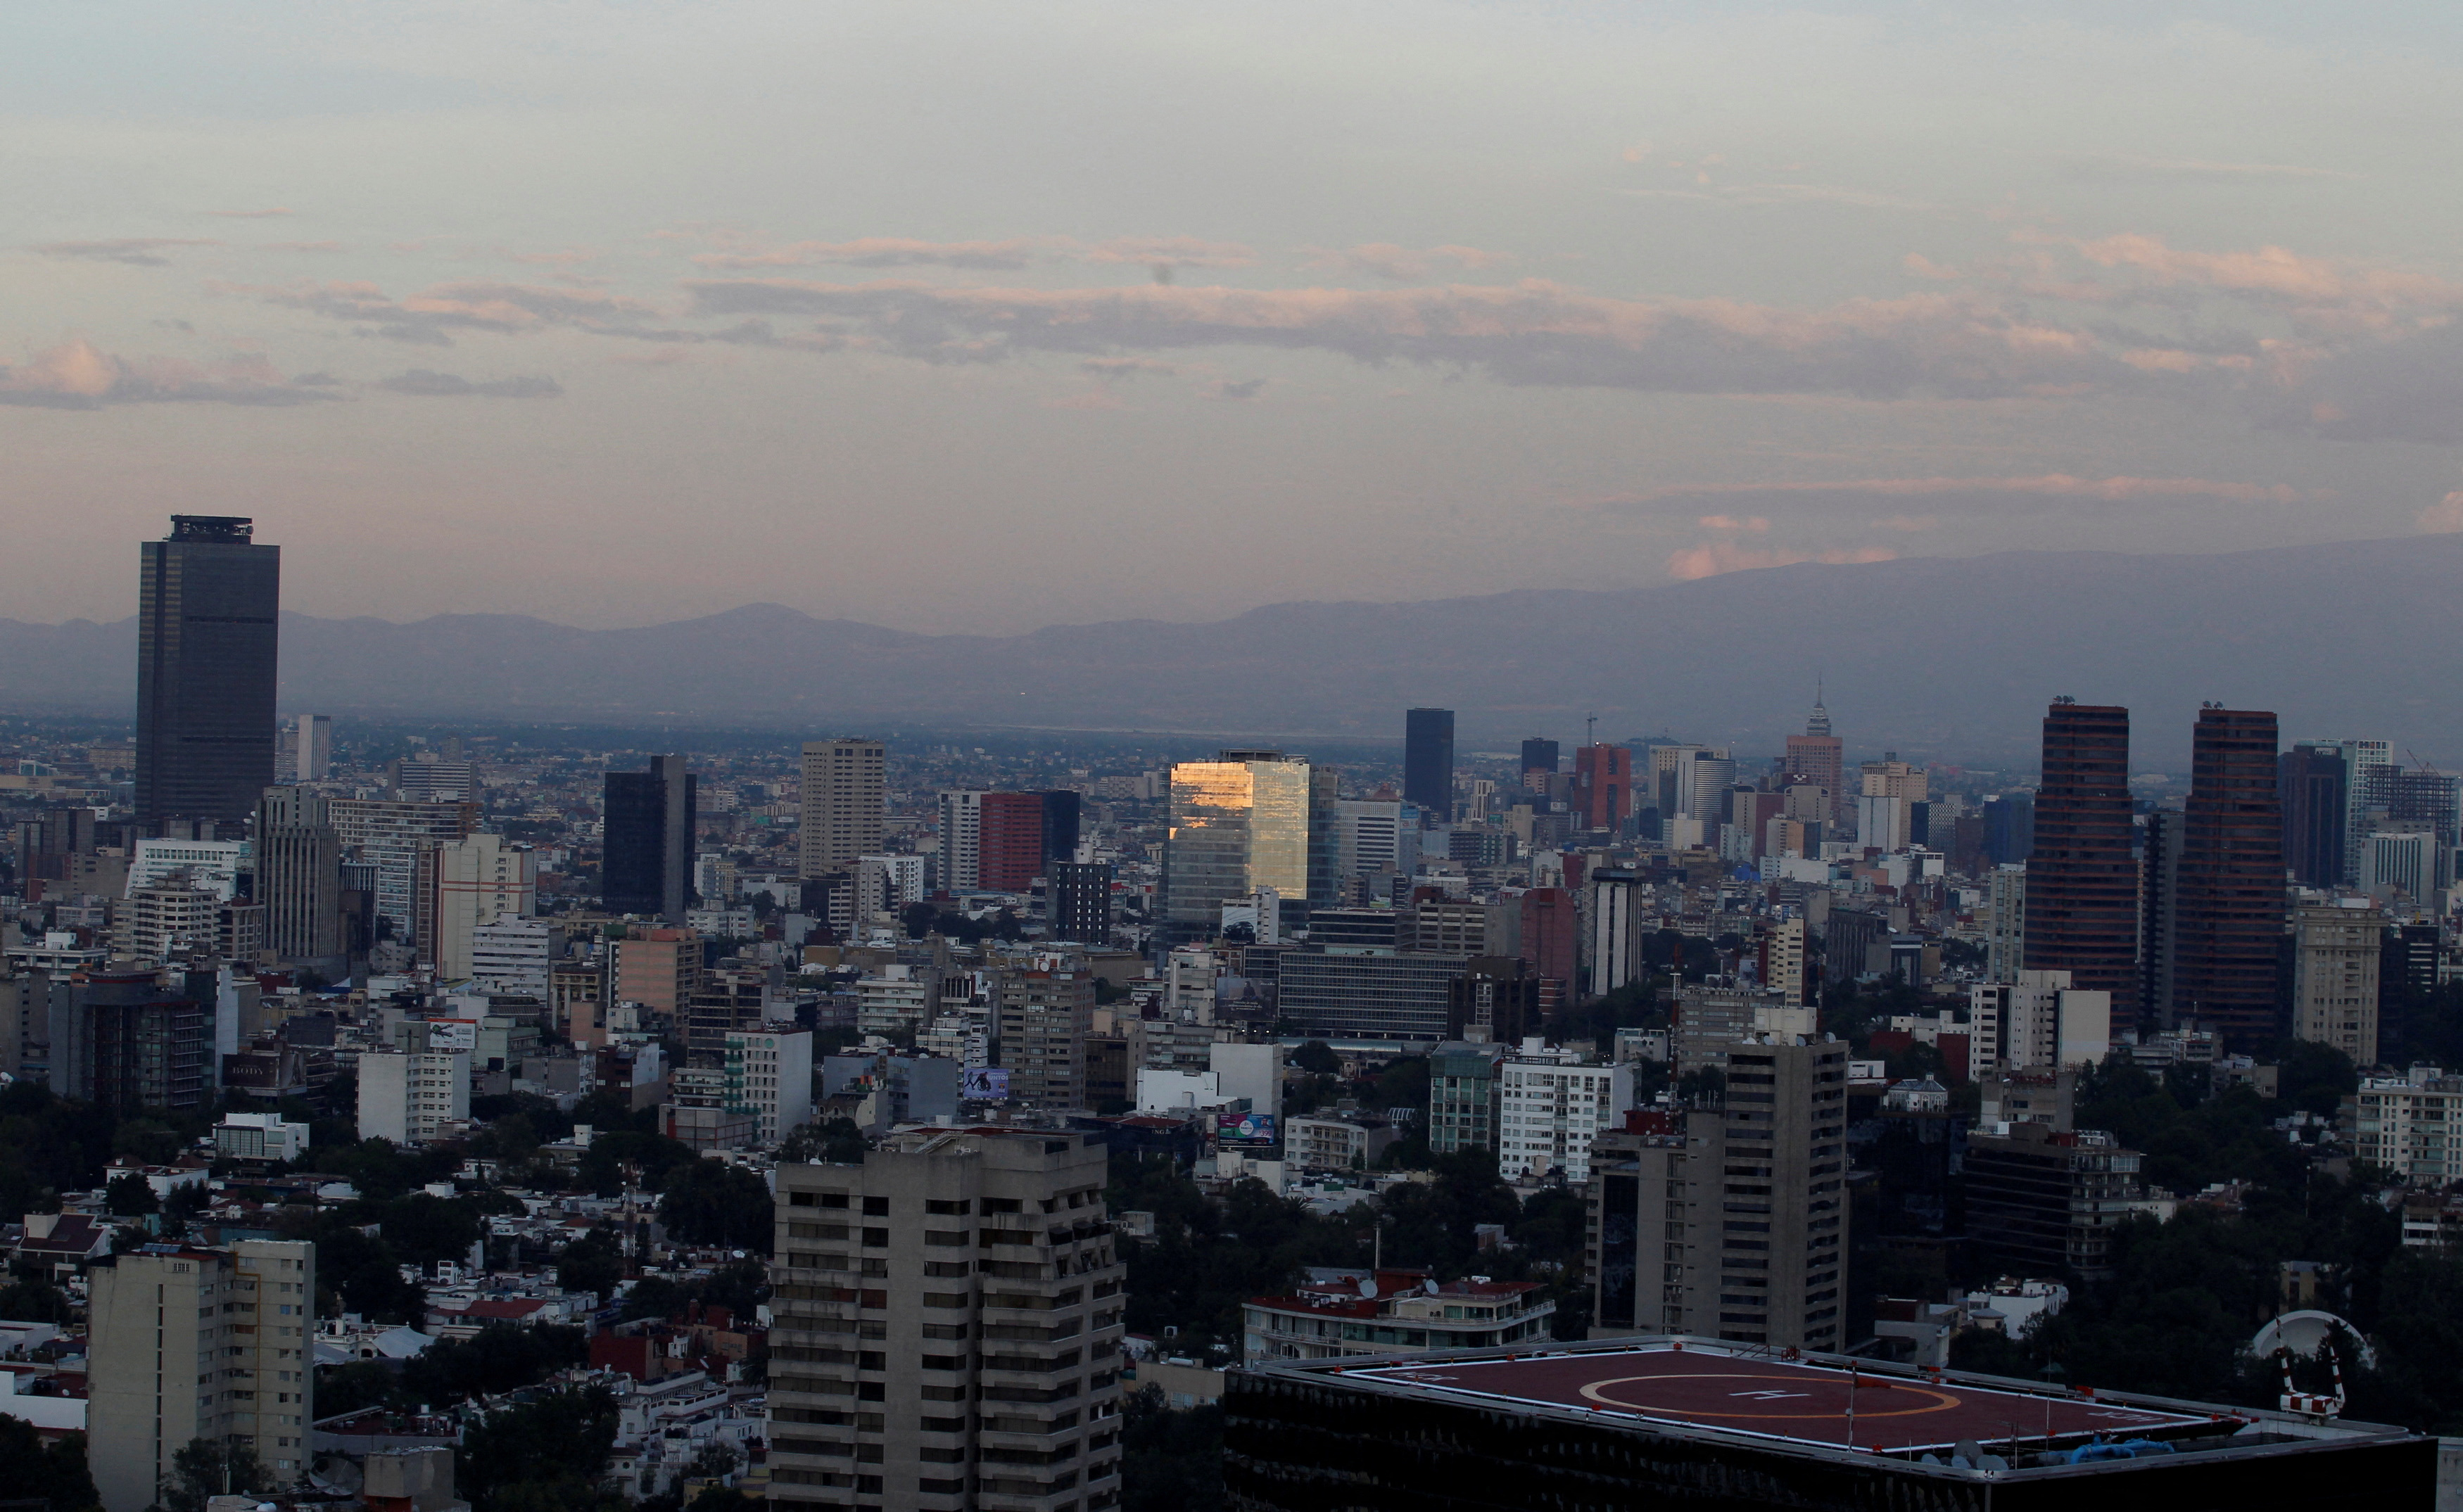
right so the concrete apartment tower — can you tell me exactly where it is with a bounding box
[137,516,281,832]
[88,1238,317,1512]
[802,739,889,880]
[1587,1035,1848,1351]
[2293,901,2385,1068]
[768,1129,1127,1512]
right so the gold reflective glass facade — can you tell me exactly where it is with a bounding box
[1165,754,1312,941]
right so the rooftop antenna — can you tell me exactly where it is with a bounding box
[1586,713,1598,747]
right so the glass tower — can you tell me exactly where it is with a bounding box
[1405,708,1455,818]
[1163,751,1313,944]
[135,516,280,829]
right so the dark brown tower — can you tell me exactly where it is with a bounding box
[2173,708,2284,1047]
[2024,699,2137,1030]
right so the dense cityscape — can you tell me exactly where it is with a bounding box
[0,515,2453,1511]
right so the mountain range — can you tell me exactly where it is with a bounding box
[4,534,2455,768]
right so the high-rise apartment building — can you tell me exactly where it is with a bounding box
[2360,830,2445,907]
[75,967,208,1111]
[1046,862,1114,944]
[938,791,987,892]
[2280,743,2349,889]
[2337,739,2395,884]
[2292,901,2384,1067]
[1968,970,2111,1071]
[1985,865,2027,984]
[616,927,703,1017]
[469,915,558,999]
[1518,887,1579,1005]
[2139,808,2182,1025]
[1497,1056,1634,1183]
[255,786,343,964]
[766,1129,1125,1512]
[605,754,697,920]
[1161,752,1312,945]
[1586,869,1644,999]
[1328,800,1419,892]
[293,713,332,782]
[996,968,1095,1107]
[685,965,768,1064]
[1404,709,1455,820]
[2024,700,2137,1021]
[89,1238,317,1512]
[328,798,480,948]
[1429,1041,1509,1155]
[136,516,281,830]
[2170,709,2284,1044]
[1587,1037,1847,1349]
[1983,794,2034,866]
[356,1049,470,1143]
[431,832,536,980]
[979,792,1048,892]
[1574,744,1631,832]
[802,739,889,879]
[726,1027,816,1146]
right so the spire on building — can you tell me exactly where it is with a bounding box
[1806,678,1831,738]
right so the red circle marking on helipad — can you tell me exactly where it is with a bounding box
[1578,1372,1963,1421]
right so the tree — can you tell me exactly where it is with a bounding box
[1290,1041,1342,1076]
[658,1159,774,1251]
[0,1418,98,1512]
[401,1323,589,1406]
[104,1171,158,1216]
[457,1386,621,1512]
[160,1437,269,1512]
[556,1229,625,1300]
[1120,1386,1223,1512]
[775,1119,866,1166]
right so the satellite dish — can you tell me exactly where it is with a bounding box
[1357,1277,1379,1300]
[1424,1278,1439,1295]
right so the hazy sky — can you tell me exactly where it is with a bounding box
[8,1,2463,633]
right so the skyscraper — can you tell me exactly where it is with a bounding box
[604,754,697,920]
[255,786,344,963]
[1574,744,1631,832]
[1040,788,1083,865]
[938,789,986,891]
[1520,737,1560,777]
[1162,751,1313,944]
[1046,860,1115,943]
[2171,709,2284,1046]
[293,713,332,782]
[978,790,1046,891]
[800,738,887,879]
[2279,743,2348,889]
[136,516,281,830]
[1405,708,1455,819]
[1783,691,1844,801]
[2024,700,2137,1024]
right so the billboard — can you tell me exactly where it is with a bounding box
[426,1018,479,1053]
[1216,1112,1279,1146]
[961,1067,1011,1100]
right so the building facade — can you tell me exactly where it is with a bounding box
[1403,709,1455,819]
[1496,1056,1634,1183]
[2024,700,2137,1019]
[2293,901,2386,1068]
[1162,752,1312,945]
[135,516,281,830]
[357,1049,471,1143]
[802,739,889,879]
[604,754,697,920]
[2170,709,2284,1045]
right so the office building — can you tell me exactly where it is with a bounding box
[1783,693,1844,801]
[604,754,697,920]
[1964,1125,2144,1281]
[1329,800,1419,894]
[1162,751,1312,944]
[1518,887,1578,1005]
[2361,830,2445,907]
[2167,709,2284,1043]
[328,797,479,947]
[391,754,477,800]
[255,787,344,964]
[1046,861,1114,944]
[686,965,770,1065]
[1519,738,1559,780]
[291,713,331,782]
[1982,794,2034,866]
[2292,901,2384,1067]
[726,1027,815,1146]
[937,790,986,891]
[2023,700,2136,1019]
[1671,985,1811,1071]
[616,927,703,1017]
[1241,1271,1552,1364]
[802,738,888,878]
[431,832,536,979]
[1277,948,1464,1043]
[2138,807,2182,1025]
[128,836,246,898]
[1984,865,2026,983]
[75,967,208,1111]
[1587,1036,1847,1348]
[2281,743,2348,889]
[117,881,224,963]
[2335,739,2395,884]
[88,1238,316,1512]
[1968,970,2110,1071]
[995,967,1095,1107]
[1497,1055,1635,1183]
[766,1127,1125,1512]
[1757,917,1807,1004]
[136,516,281,830]
[1574,744,1631,832]
[980,791,1047,891]
[1586,868,1644,999]
[469,914,559,999]
[1041,789,1082,867]
[1447,957,1542,1043]
[357,1049,471,1143]
[1428,1041,1509,1155]
[2349,1068,2463,1186]
[1404,708,1455,819]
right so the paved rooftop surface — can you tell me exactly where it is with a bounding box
[1343,1347,2222,1453]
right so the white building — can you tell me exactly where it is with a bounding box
[1331,800,1419,884]
[937,790,986,891]
[431,832,535,978]
[2360,830,2445,907]
[1986,865,2027,984]
[856,964,935,1038]
[1970,970,2110,1071]
[294,714,333,782]
[469,913,557,998]
[127,838,248,901]
[215,1111,309,1162]
[1136,1067,1227,1114]
[1497,1056,1635,1183]
[723,1028,813,1146]
[357,1050,471,1145]
[2349,1068,2463,1186]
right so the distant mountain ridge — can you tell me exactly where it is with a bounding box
[4,535,2457,766]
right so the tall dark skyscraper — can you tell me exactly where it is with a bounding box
[135,516,280,830]
[2279,742,2348,889]
[1405,708,1455,818]
[2024,699,2137,1026]
[2172,709,2284,1046]
[604,754,696,921]
[1520,737,1559,776]
[1040,789,1083,868]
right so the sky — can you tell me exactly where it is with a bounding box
[7,1,2463,634]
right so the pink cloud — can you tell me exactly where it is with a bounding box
[1303,243,1515,281]
[1666,541,1899,580]
[2420,492,2463,533]
[692,237,1044,271]
[1633,473,2308,503]
[0,337,339,409]
[204,207,292,219]
[1696,514,1769,532]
